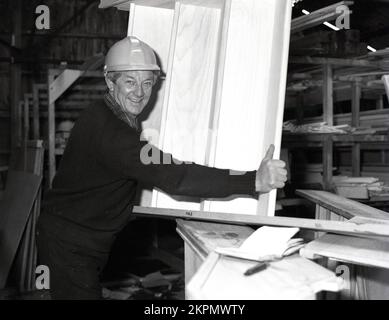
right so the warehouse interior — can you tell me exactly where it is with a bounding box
[1,0,389,300]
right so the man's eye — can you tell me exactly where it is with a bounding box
[126,80,136,86]
[143,81,153,88]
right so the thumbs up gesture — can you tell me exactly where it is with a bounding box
[255,144,287,193]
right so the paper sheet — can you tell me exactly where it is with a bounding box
[215,226,300,261]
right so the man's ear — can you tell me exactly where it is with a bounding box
[105,76,114,92]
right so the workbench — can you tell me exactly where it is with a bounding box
[175,219,343,300]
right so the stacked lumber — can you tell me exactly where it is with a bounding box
[296,109,389,129]
[283,119,387,135]
[333,176,387,200]
[283,120,350,133]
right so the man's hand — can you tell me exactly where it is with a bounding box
[255,144,287,193]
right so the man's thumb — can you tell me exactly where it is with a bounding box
[264,144,275,160]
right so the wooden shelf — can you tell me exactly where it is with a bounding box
[282,132,389,145]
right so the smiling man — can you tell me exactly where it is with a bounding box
[36,36,287,300]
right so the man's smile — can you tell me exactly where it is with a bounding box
[128,97,143,103]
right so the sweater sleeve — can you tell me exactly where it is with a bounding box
[97,125,257,199]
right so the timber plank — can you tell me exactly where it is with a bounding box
[133,205,389,238]
[296,189,389,220]
[301,233,389,270]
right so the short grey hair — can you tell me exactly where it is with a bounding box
[105,71,160,84]
[105,71,123,84]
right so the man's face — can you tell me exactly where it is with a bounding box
[109,70,154,116]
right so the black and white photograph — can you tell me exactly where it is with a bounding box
[0,0,389,305]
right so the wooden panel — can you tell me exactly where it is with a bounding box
[129,6,171,141]
[296,189,389,220]
[127,3,174,206]
[152,1,222,210]
[127,0,291,217]
[0,171,42,289]
[204,0,292,216]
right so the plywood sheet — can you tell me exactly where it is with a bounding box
[204,0,291,216]
[0,171,42,288]
[127,3,174,206]
[151,2,222,210]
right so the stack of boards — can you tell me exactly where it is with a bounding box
[333,176,387,200]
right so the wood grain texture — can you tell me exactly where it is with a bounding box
[133,205,389,238]
[127,3,174,206]
[296,189,389,220]
[203,0,292,216]
[301,233,389,270]
[152,2,222,210]
[176,219,254,254]
[176,219,254,284]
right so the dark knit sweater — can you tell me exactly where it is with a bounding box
[41,98,257,251]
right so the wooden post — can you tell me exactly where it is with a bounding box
[323,136,333,190]
[23,94,30,142]
[295,93,304,124]
[32,85,40,139]
[10,0,22,149]
[47,70,56,187]
[351,81,361,177]
[376,90,385,165]
[323,64,333,126]
[323,64,333,190]
[376,96,384,110]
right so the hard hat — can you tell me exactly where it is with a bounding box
[104,36,160,74]
[57,120,74,133]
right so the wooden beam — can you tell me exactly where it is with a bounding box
[296,189,389,220]
[47,70,56,187]
[99,0,129,9]
[301,233,389,270]
[32,85,40,139]
[9,0,22,149]
[23,94,30,142]
[322,64,334,190]
[382,75,389,104]
[48,56,104,104]
[323,64,334,126]
[49,69,84,104]
[323,135,333,190]
[132,205,389,238]
[291,1,353,34]
[289,56,379,69]
[351,81,361,177]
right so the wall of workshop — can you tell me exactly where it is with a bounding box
[0,0,128,167]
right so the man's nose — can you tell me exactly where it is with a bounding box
[134,84,144,97]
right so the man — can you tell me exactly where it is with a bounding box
[37,36,287,300]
